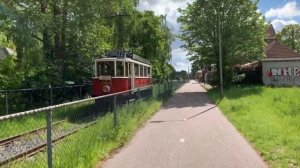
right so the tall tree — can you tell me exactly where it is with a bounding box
[0,0,138,85]
[277,24,300,53]
[129,11,174,81]
[0,0,174,88]
[178,0,266,86]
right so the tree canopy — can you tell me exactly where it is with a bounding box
[277,24,300,54]
[178,0,266,86]
[0,0,174,89]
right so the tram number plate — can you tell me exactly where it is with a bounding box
[99,76,112,80]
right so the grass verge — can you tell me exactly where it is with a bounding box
[0,100,94,139]
[8,99,162,168]
[207,85,300,168]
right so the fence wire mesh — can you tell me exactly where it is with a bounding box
[0,84,92,116]
[0,81,184,168]
[0,109,48,168]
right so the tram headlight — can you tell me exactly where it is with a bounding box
[103,85,111,93]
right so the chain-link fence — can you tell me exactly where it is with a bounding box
[0,80,185,168]
[0,84,92,116]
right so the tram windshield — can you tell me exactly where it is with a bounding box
[97,61,114,76]
[116,61,124,77]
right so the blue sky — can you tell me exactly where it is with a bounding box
[138,0,300,72]
[259,0,300,31]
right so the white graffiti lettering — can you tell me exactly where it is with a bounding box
[294,67,300,77]
[270,67,300,77]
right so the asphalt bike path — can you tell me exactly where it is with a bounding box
[101,80,267,168]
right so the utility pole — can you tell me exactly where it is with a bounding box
[201,0,224,98]
[218,9,224,98]
[188,66,190,79]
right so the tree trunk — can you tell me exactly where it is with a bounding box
[61,1,67,81]
[40,1,53,63]
[52,1,64,83]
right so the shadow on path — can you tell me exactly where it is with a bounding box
[150,106,217,124]
[162,92,213,110]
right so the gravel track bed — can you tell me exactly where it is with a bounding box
[0,118,96,164]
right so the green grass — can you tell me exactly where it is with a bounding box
[0,82,178,140]
[208,85,300,168]
[0,100,94,139]
[0,82,181,140]
[3,82,182,167]
[8,99,162,168]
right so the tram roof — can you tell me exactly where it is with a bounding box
[102,51,151,65]
[94,57,151,67]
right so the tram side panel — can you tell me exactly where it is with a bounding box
[92,78,131,97]
[134,78,151,88]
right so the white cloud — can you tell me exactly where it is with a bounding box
[170,48,191,71]
[265,1,300,19]
[138,0,192,72]
[271,19,298,31]
[138,0,192,25]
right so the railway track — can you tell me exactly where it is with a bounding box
[0,118,97,166]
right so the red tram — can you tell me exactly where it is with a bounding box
[92,51,152,97]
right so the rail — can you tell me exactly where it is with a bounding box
[0,81,185,167]
[0,85,151,121]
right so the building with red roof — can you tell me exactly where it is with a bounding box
[237,24,300,85]
[264,24,300,59]
[262,24,300,86]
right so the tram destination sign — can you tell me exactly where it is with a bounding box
[99,76,112,80]
[105,51,151,65]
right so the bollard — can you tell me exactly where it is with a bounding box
[113,95,117,127]
[46,109,53,168]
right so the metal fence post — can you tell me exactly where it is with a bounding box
[169,82,172,96]
[151,85,154,98]
[79,86,82,99]
[137,89,141,100]
[113,95,117,127]
[164,83,167,98]
[49,85,53,106]
[5,91,8,115]
[29,90,33,110]
[46,108,53,168]
[158,84,160,98]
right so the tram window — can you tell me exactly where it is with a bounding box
[134,64,139,76]
[125,62,128,77]
[140,65,144,77]
[125,62,131,77]
[97,63,100,76]
[116,61,124,77]
[148,67,151,77]
[128,63,132,76]
[97,61,114,76]
[126,62,131,76]
[93,62,96,77]
[144,66,148,77]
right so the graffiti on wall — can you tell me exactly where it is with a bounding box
[266,67,300,82]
